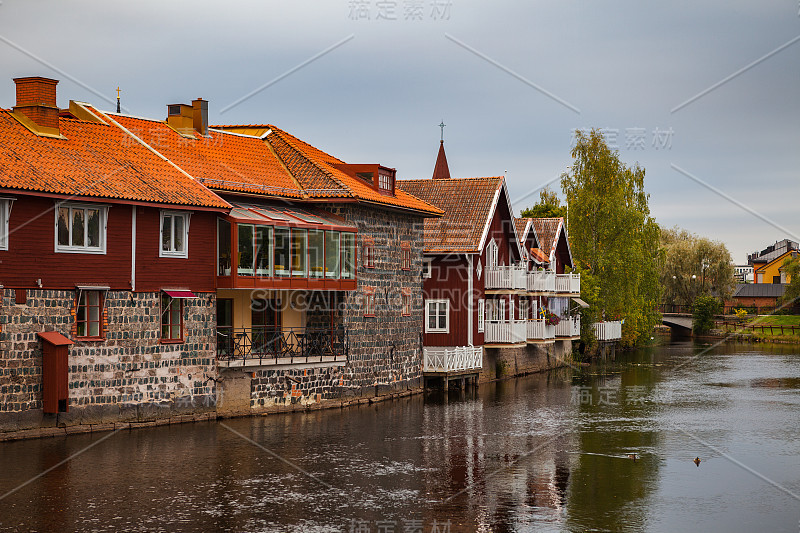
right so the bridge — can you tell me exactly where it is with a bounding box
[661,313,693,334]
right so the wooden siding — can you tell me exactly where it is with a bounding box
[423,255,470,347]
[134,208,218,293]
[0,195,218,292]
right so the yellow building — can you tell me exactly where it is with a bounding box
[754,250,797,284]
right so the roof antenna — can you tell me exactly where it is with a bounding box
[116,86,121,114]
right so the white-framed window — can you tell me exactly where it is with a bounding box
[422,258,432,279]
[0,198,14,251]
[477,299,485,333]
[486,239,498,268]
[160,210,190,258]
[425,299,449,333]
[55,202,107,254]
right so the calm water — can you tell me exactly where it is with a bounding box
[1,340,799,532]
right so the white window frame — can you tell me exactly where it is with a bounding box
[425,299,449,334]
[422,258,432,279]
[54,202,108,254]
[486,239,498,268]
[160,210,191,258]
[0,197,14,251]
[477,299,485,333]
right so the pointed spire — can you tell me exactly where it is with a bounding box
[432,121,450,179]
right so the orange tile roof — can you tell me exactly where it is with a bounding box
[105,113,304,199]
[0,109,228,209]
[529,248,550,264]
[212,124,442,216]
[397,177,504,253]
[530,217,563,258]
[514,218,530,243]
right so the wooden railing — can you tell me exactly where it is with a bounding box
[593,321,622,341]
[527,270,556,293]
[485,265,527,290]
[555,316,580,337]
[526,318,555,341]
[217,326,346,365]
[485,320,527,343]
[717,321,800,335]
[555,274,580,294]
[423,346,483,372]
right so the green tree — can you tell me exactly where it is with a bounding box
[659,226,736,308]
[692,295,721,334]
[779,253,800,309]
[560,129,661,347]
[520,186,568,219]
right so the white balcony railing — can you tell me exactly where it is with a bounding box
[526,318,556,341]
[593,320,622,341]
[555,273,581,294]
[423,346,483,372]
[527,270,556,293]
[485,265,527,291]
[555,316,581,337]
[485,320,527,344]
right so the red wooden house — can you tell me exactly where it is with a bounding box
[399,143,581,384]
[0,77,230,424]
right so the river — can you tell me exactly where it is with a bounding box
[1,340,799,532]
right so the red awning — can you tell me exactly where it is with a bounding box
[37,331,74,346]
[163,290,197,299]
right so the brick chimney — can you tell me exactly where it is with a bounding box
[13,77,60,134]
[192,98,208,136]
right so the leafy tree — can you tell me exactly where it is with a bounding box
[560,129,661,347]
[692,295,721,334]
[520,186,568,219]
[659,226,736,308]
[779,253,800,310]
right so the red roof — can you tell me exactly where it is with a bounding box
[397,176,504,253]
[432,141,451,179]
[531,217,563,258]
[0,110,228,209]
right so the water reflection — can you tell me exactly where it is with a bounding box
[0,341,798,532]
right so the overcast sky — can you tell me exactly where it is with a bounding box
[1,0,797,263]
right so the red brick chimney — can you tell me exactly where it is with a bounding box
[13,77,60,134]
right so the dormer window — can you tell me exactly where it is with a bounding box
[378,170,394,193]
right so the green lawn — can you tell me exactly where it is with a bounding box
[748,315,800,326]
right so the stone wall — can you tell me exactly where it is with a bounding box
[481,340,573,382]
[0,289,217,434]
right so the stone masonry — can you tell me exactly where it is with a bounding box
[0,289,217,434]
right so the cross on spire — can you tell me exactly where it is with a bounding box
[439,121,446,142]
[116,86,121,113]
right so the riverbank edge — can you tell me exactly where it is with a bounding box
[0,356,577,443]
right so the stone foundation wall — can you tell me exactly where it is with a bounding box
[481,340,573,382]
[0,289,217,434]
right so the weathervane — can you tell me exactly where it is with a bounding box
[439,121,446,142]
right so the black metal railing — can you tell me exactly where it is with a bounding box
[217,326,347,365]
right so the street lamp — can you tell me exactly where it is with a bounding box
[701,259,710,291]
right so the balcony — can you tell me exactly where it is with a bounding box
[526,318,555,342]
[485,265,527,291]
[555,316,581,338]
[484,319,527,344]
[527,270,556,293]
[217,326,346,367]
[423,346,483,372]
[593,320,622,341]
[555,273,581,294]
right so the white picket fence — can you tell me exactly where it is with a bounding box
[485,320,527,343]
[555,273,581,294]
[593,320,622,341]
[526,318,556,340]
[555,316,581,337]
[485,265,527,290]
[423,346,483,372]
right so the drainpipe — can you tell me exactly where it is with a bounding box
[131,206,136,291]
[467,254,473,346]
